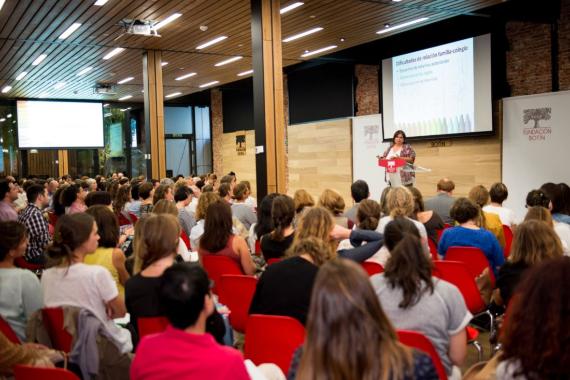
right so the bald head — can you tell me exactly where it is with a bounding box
[437,178,455,194]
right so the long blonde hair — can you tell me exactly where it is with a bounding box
[386,187,414,218]
[509,220,563,266]
[292,207,337,258]
[133,214,179,274]
[297,260,413,380]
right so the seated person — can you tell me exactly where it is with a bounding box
[438,198,505,276]
[230,183,257,231]
[259,195,295,261]
[468,185,506,247]
[249,237,333,325]
[0,221,43,342]
[130,263,250,380]
[483,182,517,228]
[409,186,444,246]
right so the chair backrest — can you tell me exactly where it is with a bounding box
[244,314,306,374]
[254,240,262,256]
[397,330,447,380]
[0,315,21,344]
[432,260,486,314]
[201,255,243,294]
[266,258,282,266]
[138,316,169,339]
[180,230,191,249]
[360,261,384,276]
[502,225,513,258]
[427,238,439,261]
[14,257,43,272]
[218,275,257,333]
[445,246,495,286]
[14,365,80,380]
[42,307,73,352]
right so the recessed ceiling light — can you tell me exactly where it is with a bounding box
[120,107,131,112]
[117,77,134,84]
[118,95,132,101]
[377,17,429,34]
[165,92,182,98]
[175,72,197,81]
[283,27,323,43]
[7,114,12,118]
[54,82,66,90]
[1,85,12,93]
[94,0,109,5]
[59,23,82,40]
[214,56,242,67]
[161,62,168,66]
[103,103,110,107]
[154,13,182,30]
[199,81,219,88]
[103,47,125,60]
[237,69,253,77]
[196,36,228,50]
[301,45,337,57]
[15,72,28,80]
[0,118,5,122]
[76,67,93,76]
[280,2,304,14]
[32,54,47,66]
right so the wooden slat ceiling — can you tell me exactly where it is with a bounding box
[0,0,504,102]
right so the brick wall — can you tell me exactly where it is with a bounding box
[354,64,380,116]
[210,88,224,176]
[559,0,570,90]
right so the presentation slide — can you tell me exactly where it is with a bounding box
[17,100,104,149]
[382,34,492,140]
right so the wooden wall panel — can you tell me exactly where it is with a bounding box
[28,150,58,178]
[222,130,257,197]
[288,119,352,209]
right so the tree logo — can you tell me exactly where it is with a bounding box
[522,107,552,142]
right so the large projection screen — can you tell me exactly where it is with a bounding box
[17,100,104,149]
[382,34,492,140]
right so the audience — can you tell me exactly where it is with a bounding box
[540,182,570,225]
[152,184,174,205]
[468,185,506,247]
[290,259,438,379]
[85,206,130,297]
[318,188,348,228]
[174,186,196,238]
[525,189,570,253]
[498,257,570,379]
[61,184,87,214]
[17,184,50,265]
[42,213,132,353]
[438,198,504,276]
[483,182,517,228]
[292,189,314,222]
[0,221,43,342]
[343,179,369,224]
[198,200,256,275]
[152,200,191,260]
[138,182,155,217]
[424,178,456,224]
[113,185,138,228]
[409,186,444,246]
[249,193,279,253]
[231,182,257,231]
[85,190,113,208]
[368,216,420,266]
[0,178,19,222]
[259,195,295,261]
[190,192,221,251]
[372,233,470,379]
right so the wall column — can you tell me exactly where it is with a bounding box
[57,149,68,176]
[143,50,166,179]
[251,0,286,200]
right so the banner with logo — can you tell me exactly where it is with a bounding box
[502,90,570,221]
[352,114,391,201]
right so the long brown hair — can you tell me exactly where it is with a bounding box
[292,207,336,257]
[356,199,381,231]
[46,213,95,266]
[318,189,345,216]
[297,260,413,380]
[384,234,434,308]
[501,257,570,378]
[509,220,563,266]
[468,185,489,228]
[134,214,179,273]
[85,205,119,248]
[199,200,233,252]
[195,192,221,221]
[270,195,295,241]
[286,237,336,267]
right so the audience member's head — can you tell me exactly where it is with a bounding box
[270,195,295,241]
[86,205,119,249]
[386,187,414,218]
[26,184,48,208]
[500,257,570,378]
[0,221,27,262]
[159,263,213,330]
[489,182,509,205]
[153,184,174,204]
[524,206,553,227]
[525,189,550,208]
[232,182,248,202]
[255,193,279,238]
[152,199,178,217]
[350,180,369,203]
[287,237,335,267]
[408,186,425,213]
[468,185,490,208]
[0,178,17,203]
[294,207,336,256]
[540,182,563,213]
[318,189,345,216]
[450,197,479,224]
[138,182,154,201]
[383,217,421,251]
[113,185,131,214]
[174,186,191,205]
[509,220,563,266]
[293,189,315,214]
[298,259,412,379]
[134,214,179,274]
[47,213,98,265]
[200,200,233,253]
[218,183,231,200]
[436,178,455,194]
[559,183,570,215]
[52,186,68,216]
[85,191,112,208]
[379,186,392,216]
[356,199,381,231]
[195,192,221,221]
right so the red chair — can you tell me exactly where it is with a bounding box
[254,240,262,256]
[266,258,282,266]
[218,275,257,333]
[244,314,306,374]
[14,365,80,380]
[397,330,447,380]
[360,261,384,276]
[42,307,73,352]
[0,315,21,344]
[502,225,513,258]
[138,316,169,339]
[445,246,495,287]
[180,230,191,250]
[201,255,243,294]
[427,239,439,261]
[47,211,58,227]
[436,224,452,242]
[14,257,43,273]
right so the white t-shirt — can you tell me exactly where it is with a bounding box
[554,221,570,255]
[377,216,431,256]
[41,263,132,353]
[483,205,517,226]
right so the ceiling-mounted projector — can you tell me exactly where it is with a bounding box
[94,83,116,95]
[119,19,160,37]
